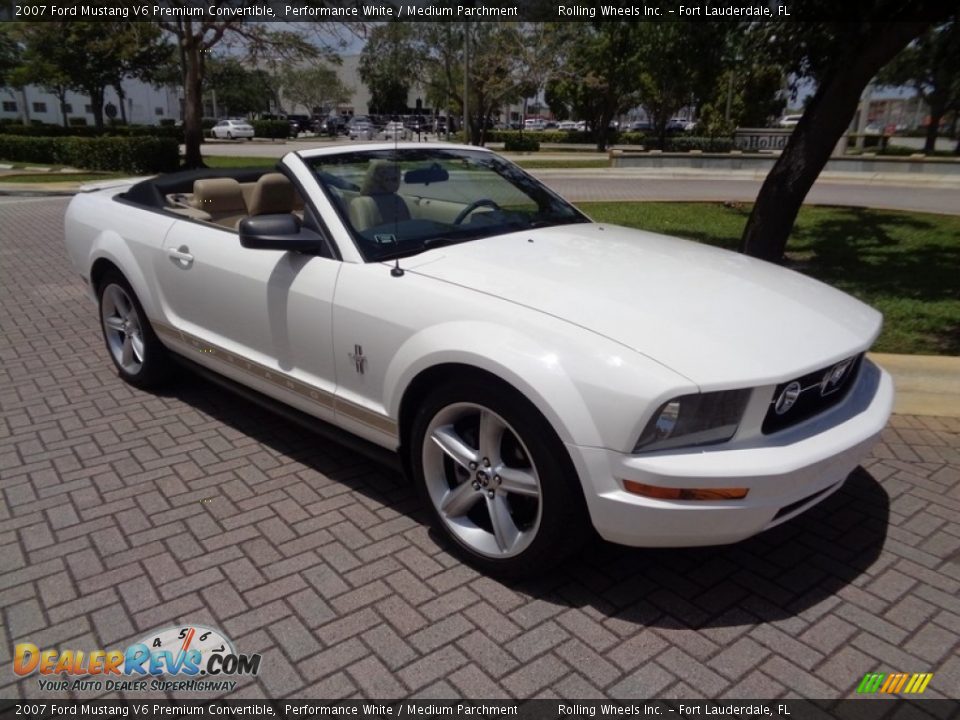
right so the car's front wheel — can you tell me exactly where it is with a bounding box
[409,380,589,577]
[98,272,172,389]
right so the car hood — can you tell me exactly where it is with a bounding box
[405,223,881,388]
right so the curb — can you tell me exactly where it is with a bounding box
[870,353,960,418]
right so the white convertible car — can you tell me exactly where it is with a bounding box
[64,143,893,575]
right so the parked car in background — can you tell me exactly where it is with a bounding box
[287,115,312,136]
[524,118,546,131]
[404,116,429,134]
[210,119,254,140]
[320,116,348,136]
[380,121,410,141]
[63,142,893,576]
[434,116,456,134]
[628,120,652,132]
[557,120,578,131]
[348,116,375,140]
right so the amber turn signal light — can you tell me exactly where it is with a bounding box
[622,480,749,501]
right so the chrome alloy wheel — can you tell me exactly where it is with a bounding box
[422,403,542,558]
[100,284,145,375]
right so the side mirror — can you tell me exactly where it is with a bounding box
[238,214,325,252]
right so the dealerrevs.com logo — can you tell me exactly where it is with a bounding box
[14,625,261,693]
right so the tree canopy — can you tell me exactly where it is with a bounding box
[738,4,950,261]
[7,22,170,127]
[877,19,960,152]
[155,15,337,167]
[282,63,352,117]
[359,23,420,115]
[206,57,273,117]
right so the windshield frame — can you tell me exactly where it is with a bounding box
[301,146,590,263]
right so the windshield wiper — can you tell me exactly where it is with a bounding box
[373,234,477,263]
[421,235,475,250]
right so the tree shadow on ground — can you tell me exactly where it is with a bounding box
[163,371,889,631]
[787,206,959,304]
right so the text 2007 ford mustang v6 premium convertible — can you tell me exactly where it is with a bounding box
[64,143,893,575]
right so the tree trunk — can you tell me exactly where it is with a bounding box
[20,88,30,126]
[89,87,105,130]
[182,40,206,169]
[116,85,128,124]
[923,98,945,153]
[595,104,615,151]
[57,89,68,127]
[739,23,930,263]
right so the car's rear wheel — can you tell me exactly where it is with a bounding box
[409,380,589,577]
[98,272,171,389]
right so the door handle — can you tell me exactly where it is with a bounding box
[168,245,194,266]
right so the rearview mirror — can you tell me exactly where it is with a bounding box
[404,163,449,185]
[238,214,325,252]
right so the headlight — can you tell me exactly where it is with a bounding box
[633,389,751,453]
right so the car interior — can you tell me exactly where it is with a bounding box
[119,168,306,231]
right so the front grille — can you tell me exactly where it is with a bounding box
[762,354,863,434]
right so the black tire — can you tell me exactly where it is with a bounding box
[409,378,590,577]
[97,270,172,389]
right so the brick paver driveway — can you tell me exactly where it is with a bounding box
[1,196,959,700]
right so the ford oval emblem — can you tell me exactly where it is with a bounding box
[775,381,802,415]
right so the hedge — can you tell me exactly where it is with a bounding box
[657,136,735,152]
[463,129,735,153]
[482,129,649,145]
[503,135,540,152]
[0,123,182,140]
[251,120,291,139]
[0,135,180,173]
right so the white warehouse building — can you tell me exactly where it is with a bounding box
[1,80,181,126]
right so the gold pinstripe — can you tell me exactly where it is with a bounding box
[152,321,397,436]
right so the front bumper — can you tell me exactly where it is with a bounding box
[568,360,894,547]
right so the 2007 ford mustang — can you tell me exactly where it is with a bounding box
[63,143,893,575]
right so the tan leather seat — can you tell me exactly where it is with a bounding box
[348,160,411,231]
[191,178,247,228]
[246,173,296,218]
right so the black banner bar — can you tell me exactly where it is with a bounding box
[0,0,953,23]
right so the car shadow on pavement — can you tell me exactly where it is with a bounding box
[162,370,889,631]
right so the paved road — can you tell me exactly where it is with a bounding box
[534,171,960,215]
[2,198,959,700]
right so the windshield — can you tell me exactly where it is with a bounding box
[304,148,589,262]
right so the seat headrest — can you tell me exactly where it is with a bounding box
[191,178,246,214]
[247,173,295,216]
[360,160,402,195]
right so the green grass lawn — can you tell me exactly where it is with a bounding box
[201,155,280,169]
[0,172,126,183]
[579,202,960,356]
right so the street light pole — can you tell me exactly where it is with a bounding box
[463,22,470,144]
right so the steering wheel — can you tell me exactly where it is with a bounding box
[453,199,502,225]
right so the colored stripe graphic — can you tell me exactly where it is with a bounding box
[857,672,932,694]
[857,673,885,693]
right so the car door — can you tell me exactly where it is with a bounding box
[155,217,342,423]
